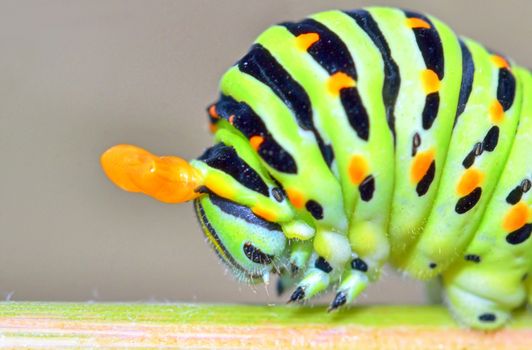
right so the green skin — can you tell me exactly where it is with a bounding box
[189,7,532,330]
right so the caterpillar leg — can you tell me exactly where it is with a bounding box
[328,258,369,311]
[443,265,527,330]
[328,220,388,310]
[288,255,336,303]
[277,240,312,295]
[286,229,353,301]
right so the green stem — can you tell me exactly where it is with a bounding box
[0,302,531,349]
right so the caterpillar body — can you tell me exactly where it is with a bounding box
[101,7,532,330]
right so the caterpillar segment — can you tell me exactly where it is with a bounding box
[441,67,532,329]
[101,7,531,329]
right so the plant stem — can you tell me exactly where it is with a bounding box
[0,302,530,349]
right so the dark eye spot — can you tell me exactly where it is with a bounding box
[271,187,284,202]
[429,262,437,269]
[243,242,274,264]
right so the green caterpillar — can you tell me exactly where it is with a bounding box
[101,7,532,330]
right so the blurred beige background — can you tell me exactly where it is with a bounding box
[0,0,530,304]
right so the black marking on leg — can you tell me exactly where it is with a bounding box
[416,160,436,196]
[412,132,421,156]
[506,224,532,245]
[315,256,333,273]
[455,187,482,214]
[465,254,481,263]
[497,68,516,111]
[454,40,475,127]
[422,92,440,130]
[429,262,437,269]
[351,258,368,272]
[288,286,305,303]
[482,126,499,152]
[359,175,375,202]
[478,313,497,322]
[243,242,274,265]
[506,185,523,205]
[328,291,347,312]
[305,200,324,220]
[344,10,400,144]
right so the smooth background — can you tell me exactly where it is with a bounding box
[1,0,530,304]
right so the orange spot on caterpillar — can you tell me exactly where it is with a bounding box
[209,123,218,133]
[286,188,305,209]
[503,202,530,232]
[491,55,510,69]
[490,100,505,123]
[410,149,435,183]
[208,104,219,119]
[296,33,320,51]
[456,168,484,196]
[252,206,277,222]
[348,155,369,185]
[228,115,235,125]
[249,135,264,151]
[328,72,356,96]
[406,17,431,29]
[421,69,440,94]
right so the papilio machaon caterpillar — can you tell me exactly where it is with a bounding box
[101,7,531,330]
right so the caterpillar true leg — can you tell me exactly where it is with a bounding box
[329,258,370,311]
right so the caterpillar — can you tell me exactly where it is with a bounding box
[100,7,531,330]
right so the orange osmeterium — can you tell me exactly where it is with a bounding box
[100,144,204,203]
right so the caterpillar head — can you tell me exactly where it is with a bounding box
[194,194,286,282]
[101,144,287,283]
